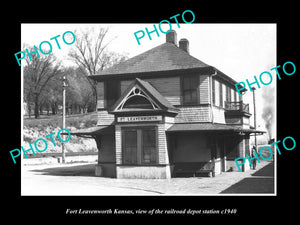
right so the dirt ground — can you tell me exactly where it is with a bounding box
[21,160,275,195]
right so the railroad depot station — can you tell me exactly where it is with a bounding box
[72,30,264,179]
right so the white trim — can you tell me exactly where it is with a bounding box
[116,86,160,111]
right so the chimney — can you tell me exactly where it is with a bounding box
[166,30,177,45]
[179,38,189,54]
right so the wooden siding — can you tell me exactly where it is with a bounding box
[222,83,226,108]
[212,106,226,124]
[96,75,240,125]
[172,133,211,163]
[214,79,220,107]
[225,117,242,125]
[175,105,211,123]
[96,134,116,163]
[146,77,181,105]
[97,110,114,125]
[158,123,169,164]
[115,125,122,164]
[121,80,133,94]
[120,77,181,106]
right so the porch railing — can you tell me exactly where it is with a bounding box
[224,101,249,113]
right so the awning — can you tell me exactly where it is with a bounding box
[167,123,265,135]
[70,125,114,138]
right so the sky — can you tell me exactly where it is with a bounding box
[21,23,277,141]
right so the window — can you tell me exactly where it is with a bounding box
[212,78,216,105]
[226,86,231,102]
[233,88,237,102]
[105,80,120,109]
[122,127,157,165]
[122,130,137,164]
[182,76,198,105]
[219,82,223,107]
[142,129,157,163]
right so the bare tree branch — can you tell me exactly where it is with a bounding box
[66,26,128,112]
[23,48,62,118]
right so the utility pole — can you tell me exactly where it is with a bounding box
[62,75,67,163]
[252,87,257,149]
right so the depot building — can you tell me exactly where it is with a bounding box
[72,30,264,179]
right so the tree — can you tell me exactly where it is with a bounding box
[63,67,94,114]
[68,26,128,111]
[69,27,111,75]
[23,46,62,118]
[39,73,62,115]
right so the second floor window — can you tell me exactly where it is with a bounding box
[212,78,216,105]
[219,82,223,107]
[105,80,120,109]
[182,76,198,105]
[226,86,231,102]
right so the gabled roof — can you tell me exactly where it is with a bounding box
[136,78,177,111]
[109,78,178,115]
[92,42,210,77]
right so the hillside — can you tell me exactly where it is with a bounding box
[23,112,98,155]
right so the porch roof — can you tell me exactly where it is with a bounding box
[70,125,114,138]
[167,123,266,134]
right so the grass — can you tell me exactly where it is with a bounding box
[24,112,98,129]
[23,112,98,154]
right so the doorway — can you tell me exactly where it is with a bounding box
[122,127,157,165]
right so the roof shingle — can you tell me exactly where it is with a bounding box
[96,42,210,76]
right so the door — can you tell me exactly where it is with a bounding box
[141,128,157,164]
[122,129,138,164]
[122,127,157,165]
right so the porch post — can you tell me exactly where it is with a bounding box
[94,134,103,177]
[210,134,216,176]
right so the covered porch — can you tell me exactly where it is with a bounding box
[166,123,265,177]
[70,125,117,177]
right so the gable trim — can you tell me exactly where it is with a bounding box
[116,86,160,111]
[109,78,179,115]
